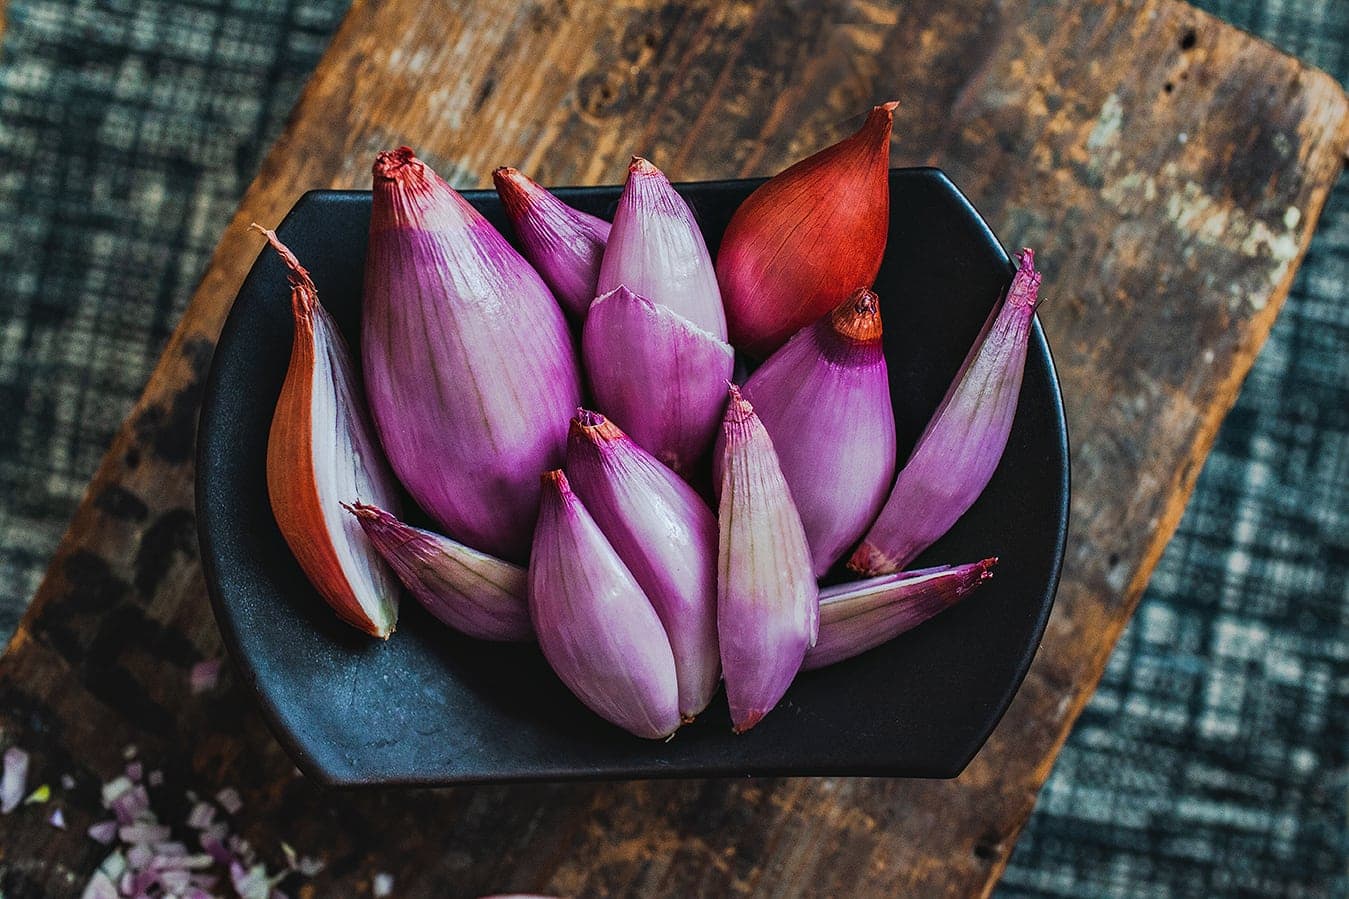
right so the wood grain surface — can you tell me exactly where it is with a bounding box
[1,0,1346,896]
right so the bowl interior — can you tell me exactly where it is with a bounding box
[196,170,1068,786]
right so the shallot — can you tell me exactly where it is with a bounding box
[715,386,818,733]
[493,166,609,321]
[566,410,720,720]
[365,147,582,562]
[258,226,400,637]
[529,470,681,739]
[717,102,898,356]
[728,288,895,575]
[851,250,1041,575]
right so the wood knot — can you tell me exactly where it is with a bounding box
[973,840,1002,861]
[575,70,629,121]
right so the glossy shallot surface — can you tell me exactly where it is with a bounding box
[732,288,896,576]
[852,250,1042,575]
[528,470,682,740]
[718,102,898,357]
[566,410,720,720]
[715,386,818,733]
[347,501,531,642]
[493,166,610,322]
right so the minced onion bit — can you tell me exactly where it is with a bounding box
[65,754,325,898]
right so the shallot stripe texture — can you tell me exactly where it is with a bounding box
[584,158,734,475]
[851,249,1042,576]
[715,385,819,733]
[364,147,581,564]
[529,470,682,740]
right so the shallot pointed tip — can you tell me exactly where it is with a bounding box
[1008,249,1043,311]
[720,384,758,433]
[342,500,385,524]
[372,146,421,181]
[492,166,545,217]
[574,407,605,426]
[253,224,318,314]
[847,540,898,577]
[862,101,899,135]
[829,288,883,342]
[629,155,660,175]
[944,556,1000,604]
[732,709,767,734]
[252,223,301,273]
[570,407,616,435]
[723,383,755,424]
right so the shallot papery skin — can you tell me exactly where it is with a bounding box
[365,147,582,563]
[717,102,898,357]
[346,502,531,642]
[596,156,727,339]
[258,227,400,638]
[582,285,734,475]
[493,166,610,322]
[529,470,681,739]
[566,410,720,720]
[851,250,1042,575]
[729,288,896,576]
[716,386,819,733]
[802,558,997,670]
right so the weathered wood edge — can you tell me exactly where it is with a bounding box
[979,89,1349,897]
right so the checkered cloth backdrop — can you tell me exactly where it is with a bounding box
[0,1,1343,895]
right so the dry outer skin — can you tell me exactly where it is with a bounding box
[0,0,1346,896]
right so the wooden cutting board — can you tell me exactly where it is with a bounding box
[1,0,1345,895]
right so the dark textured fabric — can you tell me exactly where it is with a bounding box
[0,1,1343,895]
[0,0,346,635]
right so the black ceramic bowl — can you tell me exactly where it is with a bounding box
[196,169,1068,786]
